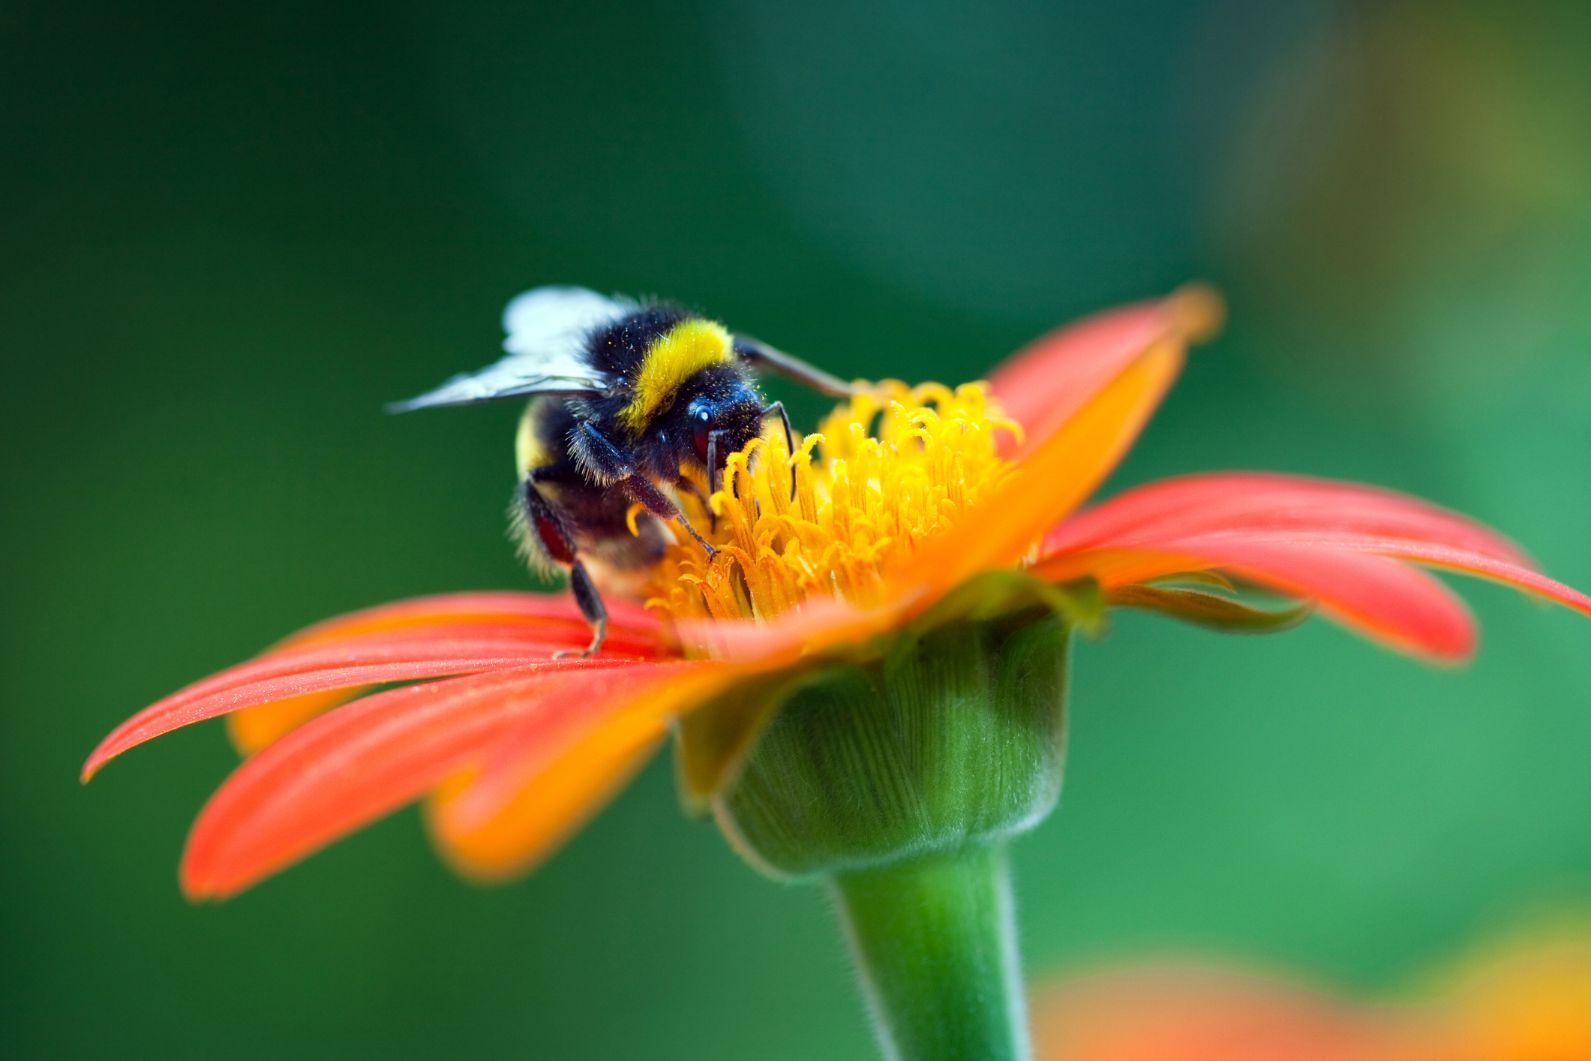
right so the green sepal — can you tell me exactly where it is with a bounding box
[917,568,1106,635]
[713,609,1070,881]
[1149,569,1237,592]
[673,570,1096,824]
[673,671,809,815]
[1107,583,1312,634]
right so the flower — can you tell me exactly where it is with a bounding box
[1441,918,1591,1061]
[84,286,1591,899]
[1032,965,1433,1061]
[1029,918,1591,1061]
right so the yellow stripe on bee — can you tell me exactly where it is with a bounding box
[515,403,548,476]
[620,318,734,433]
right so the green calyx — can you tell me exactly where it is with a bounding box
[706,588,1072,881]
[1107,581,1312,634]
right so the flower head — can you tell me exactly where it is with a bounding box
[650,380,1017,624]
[84,287,1591,898]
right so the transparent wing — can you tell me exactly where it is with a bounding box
[388,286,635,412]
[502,286,636,358]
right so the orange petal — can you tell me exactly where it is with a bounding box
[1325,539,1591,620]
[270,590,661,654]
[426,662,736,880]
[179,660,656,898]
[426,740,661,882]
[1047,472,1532,566]
[83,627,633,780]
[897,338,1186,603]
[276,588,661,655]
[1038,472,1591,658]
[988,284,1222,458]
[227,689,361,755]
[225,598,665,753]
[222,594,661,756]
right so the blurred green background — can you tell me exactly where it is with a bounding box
[5,1,1589,1057]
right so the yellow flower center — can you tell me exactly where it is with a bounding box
[646,381,1019,625]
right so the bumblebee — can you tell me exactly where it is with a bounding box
[391,286,853,654]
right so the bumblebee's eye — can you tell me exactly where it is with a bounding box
[688,400,714,464]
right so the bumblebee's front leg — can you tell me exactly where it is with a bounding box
[576,422,717,556]
[675,476,716,533]
[523,472,607,657]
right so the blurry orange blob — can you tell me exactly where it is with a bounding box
[1444,923,1591,1061]
[1032,966,1436,1061]
[1032,920,1591,1061]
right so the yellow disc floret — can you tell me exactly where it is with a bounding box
[648,381,1019,625]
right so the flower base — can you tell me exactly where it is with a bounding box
[712,609,1070,880]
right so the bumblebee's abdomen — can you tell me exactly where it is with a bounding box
[513,399,667,579]
[540,470,666,568]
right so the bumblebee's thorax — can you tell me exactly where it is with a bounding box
[588,310,738,433]
[564,309,763,481]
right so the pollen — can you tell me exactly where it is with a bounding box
[647,381,1019,629]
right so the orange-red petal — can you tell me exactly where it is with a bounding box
[83,625,643,779]
[1036,473,1591,658]
[988,284,1223,458]
[217,592,663,755]
[1312,538,1591,619]
[1047,473,1532,566]
[179,659,663,898]
[269,590,661,654]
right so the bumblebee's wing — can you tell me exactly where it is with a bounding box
[733,336,856,398]
[388,286,635,412]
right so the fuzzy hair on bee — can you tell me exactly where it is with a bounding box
[392,285,855,655]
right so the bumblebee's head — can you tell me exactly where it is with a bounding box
[670,364,764,474]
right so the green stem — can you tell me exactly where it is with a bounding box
[830,844,1028,1061]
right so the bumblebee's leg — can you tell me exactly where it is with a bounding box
[576,422,717,556]
[675,476,716,533]
[761,401,797,500]
[562,561,607,658]
[707,428,725,499]
[523,471,607,656]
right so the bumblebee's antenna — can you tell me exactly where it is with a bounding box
[762,402,797,501]
[734,337,856,398]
